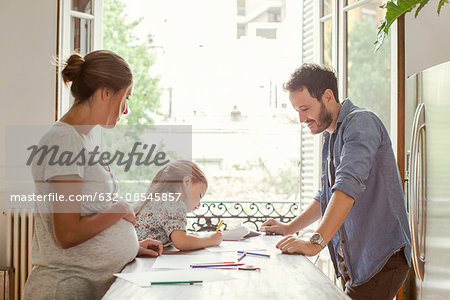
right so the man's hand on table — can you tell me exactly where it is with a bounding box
[276,235,322,256]
[260,218,291,235]
[137,239,163,257]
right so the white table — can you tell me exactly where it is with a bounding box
[103,235,349,300]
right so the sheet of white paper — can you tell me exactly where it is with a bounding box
[205,240,268,252]
[221,223,250,241]
[114,269,235,287]
[152,254,235,269]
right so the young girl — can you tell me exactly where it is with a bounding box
[135,160,222,250]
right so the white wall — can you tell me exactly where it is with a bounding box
[405,3,450,77]
[0,0,57,267]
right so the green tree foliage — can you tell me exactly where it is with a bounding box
[103,0,161,126]
[103,0,167,198]
[348,20,391,130]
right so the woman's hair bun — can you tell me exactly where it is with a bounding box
[61,53,85,84]
[59,50,132,102]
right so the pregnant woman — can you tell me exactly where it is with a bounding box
[23,50,162,300]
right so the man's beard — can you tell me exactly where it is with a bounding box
[309,101,333,134]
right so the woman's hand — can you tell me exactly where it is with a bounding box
[138,239,163,257]
[52,176,136,249]
[111,201,136,225]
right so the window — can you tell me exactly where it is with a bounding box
[237,24,246,39]
[312,0,395,283]
[102,0,303,230]
[70,0,93,55]
[318,0,393,133]
[237,0,246,16]
[236,0,284,40]
[267,8,282,22]
[57,0,103,119]
[344,0,391,131]
[320,0,333,67]
[256,28,277,39]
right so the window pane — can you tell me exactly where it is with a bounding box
[71,17,92,55]
[237,24,246,39]
[71,0,93,14]
[322,19,332,67]
[268,8,282,22]
[237,0,246,16]
[322,0,333,17]
[346,0,391,132]
[256,28,277,39]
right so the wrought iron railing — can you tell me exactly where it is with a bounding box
[186,200,300,231]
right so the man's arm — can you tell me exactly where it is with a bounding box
[316,190,354,242]
[277,190,354,255]
[261,199,322,235]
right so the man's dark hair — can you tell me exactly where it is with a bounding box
[284,63,339,103]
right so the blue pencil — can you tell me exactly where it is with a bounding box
[237,251,271,258]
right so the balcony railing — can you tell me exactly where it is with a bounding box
[186,200,300,231]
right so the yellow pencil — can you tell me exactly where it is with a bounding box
[216,220,224,232]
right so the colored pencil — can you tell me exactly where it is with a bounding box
[191,263,244,268]
[193,261,235,265]
[237,251,271,258]
[216,220,224,232]
[237,252,247,262]
[151,281,203,285]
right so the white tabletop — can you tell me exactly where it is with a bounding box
[103,235,349,300]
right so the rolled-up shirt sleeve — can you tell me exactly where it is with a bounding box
[314,189,322,201]
[314,172,326,201]
[332,112,382,201]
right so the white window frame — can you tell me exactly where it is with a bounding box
[56,0,103,119]
[298,0,322,211]
[342,0,398,145]
[319,0,397,150]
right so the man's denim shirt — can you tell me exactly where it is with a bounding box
[314,99,412,286]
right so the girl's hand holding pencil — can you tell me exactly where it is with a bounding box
[216,220,224,232]
[209,231,223,246]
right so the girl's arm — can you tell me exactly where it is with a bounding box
[170,230,223,251]
[52,175,136,249]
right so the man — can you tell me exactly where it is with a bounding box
[261,64,411,299]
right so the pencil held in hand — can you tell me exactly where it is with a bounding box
[216,220,224,232]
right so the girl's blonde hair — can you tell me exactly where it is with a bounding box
[135,160,207,214]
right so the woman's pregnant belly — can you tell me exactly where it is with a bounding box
[63,219,139,273]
